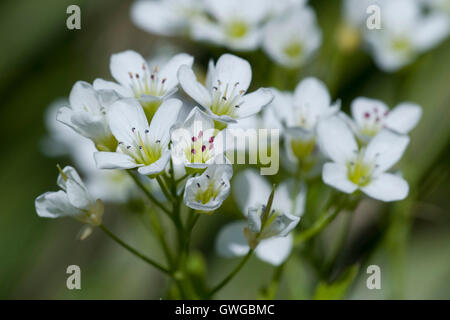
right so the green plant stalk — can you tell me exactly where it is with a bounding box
[148,209,174,268]
[208,249,254,298]
[99,224,172,276]
[126,170,171,215]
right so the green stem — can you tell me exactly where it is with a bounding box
[156,175,175,202]
[99,224,172,276]
[208,249,254,298]
[126,170,171,215]
[148,210,174,268]
[262,263,286,299]
[294,200,347,246]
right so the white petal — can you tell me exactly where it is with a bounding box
[317,116,358,164]
[131,0,186,36]
[215,221,250,258]
[94,152,138,169]
[294,77,331,116]
[237,88,274,118]
[57,166,84,190]
[261,211,300,238]
[274,179,306,217]
[361,173,409,202]
[110,50,148,87]
[413,13,450,51]
[177,65,212,107]
[137,152,170,176]
[69,81,101,113]
[212,54,252,92]
[35,191,82,219]
[385,103,422,134]
[351,97,389,128]
[159,53,194,92]
[107,98,148,145]
[322,162,358,194]
[232,169,271,215]
[247,206,263,233]
[255,234,293,266]
[66,179,93,210]
[93,78,132,98]
[69,111,109,142]
[364,130,410,174]
[149,98,183,145]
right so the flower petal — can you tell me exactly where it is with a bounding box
[69,81,102,113]
[317,116,358,164]
[177,65,212,107]
[274,179,306,217]
[110,50,148,87]
[107,98,148,145]
[35,191,82,219]
[237,88,274,118]
[66,178,93,210]
[131,0,187,36]
[93,78,132,98]
[149,98,183,145]
[232,169,271,215]
[212,54,252,92]
[215,221,250,258]
[159,53,194,92]
[361,173,409,202]
[385,102,422,134]
[351,97,389,128]
[137,152,170,176]
[94,152,138,169]
[364,129,410,174]
[322,162,358,194]
[57,166,84,190]
[294,77,331,116]
[255,234,293,266]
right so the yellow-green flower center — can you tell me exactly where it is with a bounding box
[347,151,373,186]
[226,20,248,39]
[284,41,303,59]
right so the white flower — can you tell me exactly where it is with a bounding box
[365,0,450,72]
[93,50,193,120]
[190,0,272,51]
[342,97,422,143]
[270,78,339,162]
[178,54,273,126]
[171,107,226,169]
[268,0,307,17]
[131,0,205,36]
[317,116,410,202]
[215,169,305,266]
[183,163,232,212]
[94,98,182,176]
[44,101,136,203]
[35,166,104,227]
[57,81,117,151]
[263,6,322,68]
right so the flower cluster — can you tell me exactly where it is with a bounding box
[35,0,430,299]
[341,0,450,71]
[131,0,321,68]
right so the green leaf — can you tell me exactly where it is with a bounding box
[313,264,359,300]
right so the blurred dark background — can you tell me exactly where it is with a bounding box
[1,0,449,299]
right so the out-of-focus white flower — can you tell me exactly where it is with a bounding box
[365,0,450,72]
[171,107,226,169]
[131,0,205,36]
[183,163,232,212]
[215,169,305,266]
[57,81,117,152]
[94,50,193,120]
[190,0,272,51]
[317,116,410,202]
[263,6,322,68]
[95,98,182,176]
[271,78,340,162]
[341,97,422,143]
[43,101,136,203]
[178,54,273,126]
[35,166,104,228]
[268,0,307,17]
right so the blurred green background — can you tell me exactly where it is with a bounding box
[1,0,449,299]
